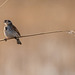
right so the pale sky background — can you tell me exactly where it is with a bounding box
[0,0,75,75]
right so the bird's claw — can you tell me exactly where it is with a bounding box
[4,38,7,41]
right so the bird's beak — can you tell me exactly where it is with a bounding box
[4,23,7,26]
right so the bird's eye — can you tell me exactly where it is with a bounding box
[8,21,10,22]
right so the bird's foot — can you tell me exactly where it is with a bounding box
[4,38,7,41]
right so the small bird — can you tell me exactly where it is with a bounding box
[4,20,22,45]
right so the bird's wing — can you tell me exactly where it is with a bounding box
[11,25,21,36]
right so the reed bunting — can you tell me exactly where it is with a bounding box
[4,20,22,45]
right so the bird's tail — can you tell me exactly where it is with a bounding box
[16,38,22,45]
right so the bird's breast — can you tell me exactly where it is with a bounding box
[4,26,20,38]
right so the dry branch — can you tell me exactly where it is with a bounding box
[0,0,8,8]
[0,30,73,42]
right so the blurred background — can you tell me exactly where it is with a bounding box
[0,0,75,75]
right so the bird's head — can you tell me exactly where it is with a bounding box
[4,20,12,26]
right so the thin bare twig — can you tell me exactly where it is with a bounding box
[0,30,72,42]
[0,0,8,8]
